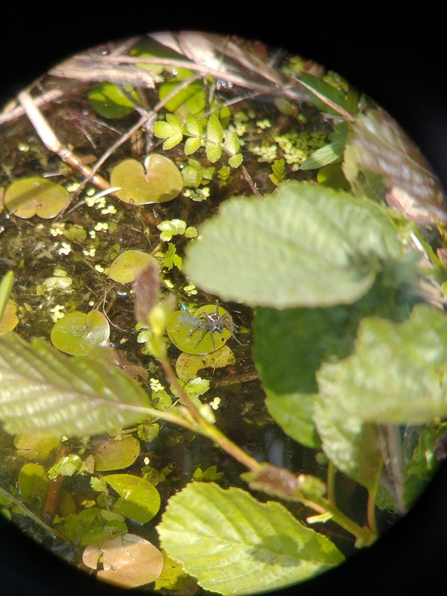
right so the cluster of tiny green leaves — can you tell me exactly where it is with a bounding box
[153,113,243,168]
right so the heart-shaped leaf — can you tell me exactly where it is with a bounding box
[83,533,163,588]
[110,156,183,205]
[5,177,70,219]
[108,250,158,284]
[91,436,140,472]
[50,310,110,355]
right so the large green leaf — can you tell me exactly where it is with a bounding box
[313,399,382,490]
[0,333,151,436]
[253,306,357,449]
[316,303,447,425]
[185,181,402,308]
[158,482,344,595]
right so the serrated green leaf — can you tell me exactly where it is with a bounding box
[313,399,382,490]
[185,181,402,308]
[317,304,447,425]
[0,333,151,436]
[162,133,184,150]
[158,482,344,595]
[228,153,243,168]
[205,143,222,163]
[206,113,223,144]
[185,114,202,136]
[184,137,201,155]
[152,121,178,139]
[223,131,239,155]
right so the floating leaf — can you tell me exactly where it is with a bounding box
[108,250,157,284]
[175,345,236,382]
[18,463,49,500]
[91,436,140,472]
[50,310,110,355]
[14,432,61,460]
[110,156,183,205]
[83,533,163,588]
[105,473,160,524]
[0,333,151,436]
[167,305,234,355]
[185,181,403,308]
[4,177,69,219]
[88,83,140,119]
[158,482,344,595]
[316,303,447,425]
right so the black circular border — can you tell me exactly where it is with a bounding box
[1,5,446,596]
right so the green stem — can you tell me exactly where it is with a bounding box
[160,358,261,472]
[367,462,381,536]
[306,494,375,546]
[327,460,336,508]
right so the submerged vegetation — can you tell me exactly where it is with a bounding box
[1,32,447,594]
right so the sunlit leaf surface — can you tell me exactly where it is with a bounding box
[317,304,447,424]
[158,482,344,595]
[0,333,151,436]
[185,181,402,308]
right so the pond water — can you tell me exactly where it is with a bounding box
[1,31,447,595]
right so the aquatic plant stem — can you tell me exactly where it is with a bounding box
[159,357,374,544]
[367,465,381,537]
[159,357,262,472]
[327,460,336,508]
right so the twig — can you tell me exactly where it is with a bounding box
[0,89,65,126]
[17,91,111,191]
[242,166,262,197]
[42,446,67,521]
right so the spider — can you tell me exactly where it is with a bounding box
[179,303,242,352]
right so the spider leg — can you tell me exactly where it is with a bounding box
[194,326,208,348]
